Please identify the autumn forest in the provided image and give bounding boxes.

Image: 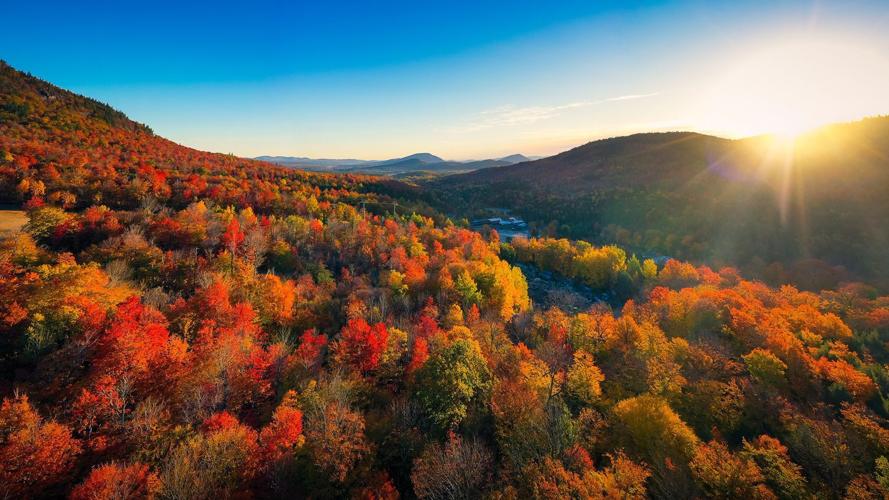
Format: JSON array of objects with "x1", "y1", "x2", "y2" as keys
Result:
[{"x1": 3, "y1": 45, "x2": 889, "y2": 500}]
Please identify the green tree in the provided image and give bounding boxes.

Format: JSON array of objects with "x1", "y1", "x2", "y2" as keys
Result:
[
  {"x1": 24, "y1": 206, "x2": 69, "y2": 242},
  {"x1": 743, "y1": 348, "x2": 787, "y2": 387},
  {"x1": 612, "y1": 394, "x2": 699, "y2": 464},
  {"x1": 454, "y1": 271, "x2": 483, "y2": 307},
  {"x1": 566, "y1": 350, "x2": 605, "y2": 407},
  {"x1": 415, "y1": 339, "x2": 491, "y2": 431}
]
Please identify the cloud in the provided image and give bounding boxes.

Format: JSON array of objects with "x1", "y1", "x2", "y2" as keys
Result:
[
  {"x1": 451, "y1": 92, "x2": 660, "y2": 133},
  {"x1": 603, "y1": 92, "x2": 661, "y2": 102}
]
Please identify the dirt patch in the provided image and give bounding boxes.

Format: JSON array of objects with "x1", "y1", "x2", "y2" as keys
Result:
[{"x1": 0, "y1": 210, "x2": 28, "y2": 238}]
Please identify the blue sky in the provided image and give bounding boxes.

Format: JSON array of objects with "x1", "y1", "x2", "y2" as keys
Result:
[{"x1": 3, "y1": 0, "x2": 889, "y2": 159}]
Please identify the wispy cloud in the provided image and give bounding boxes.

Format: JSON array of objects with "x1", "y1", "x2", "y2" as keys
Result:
[
  {"x1": 603, "y1": 92, "x2": 661, "y2": 102},
  {"x1": 451, "y1": 92, "x2": 660, "y2": 133}
]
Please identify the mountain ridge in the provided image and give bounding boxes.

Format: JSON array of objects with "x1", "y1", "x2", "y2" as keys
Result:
[
  {"x1": 256, "y1": 151, "x2": 534, "y2": 175},
  {"x1": 428, "y1": 117, "x2": 889, "y2": 286},
  {"x1": 440, "y1": 131, "x2": 733, "y2": 191}
]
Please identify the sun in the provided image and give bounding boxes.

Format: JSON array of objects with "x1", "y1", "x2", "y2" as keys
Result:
[
  {"x1": 693, "y1": 35, "x2": 889, "y2": 138},
  {"x1": 770, "y1": 130, "x2": 804, "y2": 149},
  {"x1": 758, "y1": 117, "x2": 811, "y2": 140}
]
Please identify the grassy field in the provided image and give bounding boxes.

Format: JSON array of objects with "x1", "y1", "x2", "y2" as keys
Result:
[{"x1": 0, "y1": 210, "x2": 27, "y2": 238}]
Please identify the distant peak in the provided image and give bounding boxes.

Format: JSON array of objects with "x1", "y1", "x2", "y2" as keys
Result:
[
  {"x1": 398, "y1": 152, "x2": 444, "y2": 163},
  {"x1": 498, "y1": 154, "x2": 531, "y2": 163}
]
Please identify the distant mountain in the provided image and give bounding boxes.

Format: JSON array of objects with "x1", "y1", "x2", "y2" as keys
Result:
[
  {"x1": 446, "y1": 132, "x2": 731, "y2": 192},
  {"x1": 256, "y1": 151, "x2": 528, "y2": 175},
  {"x1": 431, "y1": 117, "x2": 889, "y2": 286},
  {"x1": 352, "y1": 157, "x2": 513, "y2": 174},
  {"x1": 441, "y1": 121, "x2": 889, "y2": 194},
  {"x1": 498, "y1": 154, "x2": 532, "y2": 163},
  {"x1": 396, "y1": 152, "x2": 444, "y2": 164}
]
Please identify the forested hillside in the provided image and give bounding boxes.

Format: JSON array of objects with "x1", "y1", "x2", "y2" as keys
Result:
[
  {"x1": 431, "y1": 119, "x2": 889, "y2": 290},
  {"x1": 3, "y1": 61, "x2": 889, "y2": 499}
]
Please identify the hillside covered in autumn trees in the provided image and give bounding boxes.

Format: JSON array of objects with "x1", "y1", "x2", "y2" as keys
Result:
[
  {"x1": 4, "y1": 60, "x2": 889, "y2": 499},
  {"x1": 429, "y1": 118, "x2": 889, "y2": 291}
]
